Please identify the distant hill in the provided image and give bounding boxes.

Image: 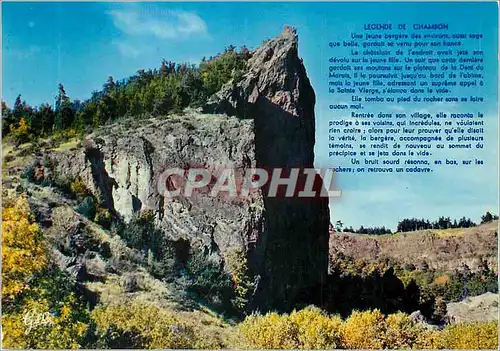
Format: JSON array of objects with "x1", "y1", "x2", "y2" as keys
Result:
[{"x1": 329, "y1": 220, "x2": 498, "y2": 273}]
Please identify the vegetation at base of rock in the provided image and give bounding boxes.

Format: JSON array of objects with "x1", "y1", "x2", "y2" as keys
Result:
[
  {"x1": 238, "y1": 308, "x2": 498, "y2": 350},
  {"x1": 112, "y1": 211, "x2": 239, "y2": 315},
  {"x1": 185, "y1": 247, "x2": 236, "y2": 314},
  {"x1": 225, "y1": 248, "x2": 257, "y2": 313},
  {"x1": 4, "y1": 175, "x2": 498, "y2": 349},
  {"x1": 327, "y1": 253, "x2": 497, "y2": 321}
]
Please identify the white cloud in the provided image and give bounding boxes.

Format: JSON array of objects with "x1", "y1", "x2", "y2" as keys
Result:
[
  {"x1": 113, "y1": 40, "x2": 141, "y2": 58},
  {"x1": 108, "y1": 7, "x2": 207, "y2": 40},
  {"x1": 7, "y1": 45, "x2": 40, "y2": 59}
]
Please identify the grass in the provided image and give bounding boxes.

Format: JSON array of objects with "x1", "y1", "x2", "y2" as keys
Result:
[
  {"x1": 350, "y1": 223, "x2": 493, "y2": 240},
  {"x1": 2, "y1": 141, "x2": 35, "y2": 180},
  {"x1": 432, "y1": 227, "x2": 474, "y2": 238},
  {"x1": 53, "y1": 138, "x2": 79, "y2": 151},
  {"x1": 2, "y1": 143, "x2": 14, "y2": 159}
]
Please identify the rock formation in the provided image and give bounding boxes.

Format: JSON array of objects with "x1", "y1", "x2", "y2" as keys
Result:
[{"x1": 50, "y1": 27, "x2": 330, "y2": 311}]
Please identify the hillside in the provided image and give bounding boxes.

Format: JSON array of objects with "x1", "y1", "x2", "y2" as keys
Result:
[
  {"x1": 2, "y1": 27, "x2": 330, "y2": 348},
  {"x1": 329, "y1": 221, "x2": 498, "y2": 273}
]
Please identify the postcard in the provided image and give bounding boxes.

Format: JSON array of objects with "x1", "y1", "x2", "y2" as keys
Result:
[{"x1": 1, "y1": 1, "x2": 498, "y2": 349}]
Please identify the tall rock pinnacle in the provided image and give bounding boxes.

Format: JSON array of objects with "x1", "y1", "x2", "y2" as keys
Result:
[{"x1": 207, "y1": 26, "x2": 330, "y2": 310}]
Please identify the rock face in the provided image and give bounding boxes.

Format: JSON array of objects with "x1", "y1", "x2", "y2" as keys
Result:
[
  {"x1": 50, "y1": 27, "x2": 330, "y2": 311},
  {"x1": 446, "y1": 292, "x2": 499, "y2": 323}
]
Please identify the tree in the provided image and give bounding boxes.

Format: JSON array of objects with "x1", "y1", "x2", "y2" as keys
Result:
[
  {"x1": 160, "y1": 59, "x2": 176, "y2": 75},
  {"x1": 13, "y1": 94, "x2": 24, "y2": 121},
  {"x1": 180, "y1": 71, "x2": 207, "y2": 107},
  {"x1": 55, "y1": 83, "x2": 74, "y2": 130},
  {"x1": 9, "y1": 117, "x2": 31, "y2": 145},
  {"x1": 11, "y1": 95, "x2": 37, "y2": 130},
  {"x1": 481, "y1": 211, "x2": 494, "y2": 224},
  {"x1": 335, "y1": 220, "x2": 343, "y2": 232},
  {"x1": 2, "y1": 101, "x2": 16, "y2": 135},
  {"x1": 38, "y1": 103, "x2": 55, "y2": 135},
  {"x1": 200, "y1": 48, "x2": 248, "y2": 96}
]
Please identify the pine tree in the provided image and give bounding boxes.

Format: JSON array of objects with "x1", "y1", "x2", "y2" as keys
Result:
[
  {"x1": 54, "y1": 83, "x2": 74, "y2": 130},
  {"x1": 38, "y1": 104, "x2": 55, "y2": 135},
  {"x1": 2, "y1": 101, "x2": 16, "y2": 135},
  {"x1": 13, "y1": 94, "x2": 24, "y2": 121},
  {"x1": 481, "y1": 211, "x2": 494, "y2": 224}
]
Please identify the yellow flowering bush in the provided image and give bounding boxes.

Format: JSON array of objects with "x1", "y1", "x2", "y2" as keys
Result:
[
  {"x1": 384, "y1": 311, "x2": 438, "y2": 349},
  {"x1": 342, "y1": 309, "x2": 387, "y2": 349},
  {"x1": 239, "y1": 306, "x2": 343, "y2": 349},
  {"x1": 91, "y1": 302, "x2": 197, "y2": 349},
  {"x1": 9, "y1": 117, "x2": 30, "y2": 145},
  {"x1": 2, "y1": 195, "x2": 47, "y2": 301},
  {"x1": 70, "y1": 176, "x2": 90, "y2": 198},
  {"x1": 289, "y1": 306, "x2": 343, "y2": 349},
  {"x1": 239, "y1": 311, "x2": 299, "y2": 349},
  {"x1": 2, "y1": 295, "x2": 90, "y2": 349},
  {"x1": 439, "y1": 321, "x2": 498, "y2": 349}
]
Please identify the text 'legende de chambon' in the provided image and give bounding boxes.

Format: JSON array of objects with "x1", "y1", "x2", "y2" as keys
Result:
[{"x1": 363, "y1": 23, "x2": 449, "y2": 30}]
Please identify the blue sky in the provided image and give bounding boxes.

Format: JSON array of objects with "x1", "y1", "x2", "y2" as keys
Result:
[{"x1": 2, "y1": 2, "x2": 498, "y2": 229}]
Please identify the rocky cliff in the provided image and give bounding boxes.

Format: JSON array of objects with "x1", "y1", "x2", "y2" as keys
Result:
[{"x1": 49, "y1": 27, "x2": 330, "y2": 311}]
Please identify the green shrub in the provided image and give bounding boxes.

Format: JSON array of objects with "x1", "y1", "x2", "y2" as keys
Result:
[
  {"x1": 200, "y1": 49, "x2": 248, "y2": 96},
  {"x1": 120, "y1": 211, "x2": 164, "y2": 258},
  {"x1": 21, "y1": 164, "x2": 36, "y2": 182},
  {"x1": 148, "y1": 246, "x2": 181, "y2": 283},
  {"x1": 185, "y1": 248, "x2": 235, "y2": 312},
  {"x1": 225, "y1": 248, "x2": 255, "y2": 313},
  {"x1": 52, "y1": 172, "x2": 73, "y2": 196},
  {"x1": 76, "y1": 196, "x2": 96, "y2": 220},
  {"x1": 94, "y1": 207, "x2": 112, "y2": 229},
  {"x1": 40, "y1": 178, "x2": 52, "y2": 187},
  {"x1": 70, "y1": 176, "x2": 90, "y2": 198}
]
